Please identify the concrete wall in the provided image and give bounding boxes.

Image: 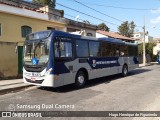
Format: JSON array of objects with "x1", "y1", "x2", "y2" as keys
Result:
[
  {"x1": 153, "y1": 43, "x2": 160, "y2": 55},
  {"x1": 0, "y1": 7, "x2": 66, "y2": 78},
  {"x1": 133, "y1": 33, "x2": 153, "y2": 44},
  {"x1": 0, "y1": 42, "x2": 18, "y2": 77},
  {"x1": 0, "y1": 12, "x2": 66, "y2": 42},
  {"x1": 66, "y1": 19, "x2": 97, "y2": 37},
  {"x1": 96, "y1": 33, "x2": 108, "y2": 38}
]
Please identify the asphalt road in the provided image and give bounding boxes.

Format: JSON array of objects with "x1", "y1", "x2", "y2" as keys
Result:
[{"x1": 0, "y1": 65, "x2": 160, "y2": 120}]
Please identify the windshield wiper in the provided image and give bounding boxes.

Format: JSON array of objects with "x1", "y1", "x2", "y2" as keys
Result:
[{"x1": 33, "y1": 40, "x2": 42, "y2": 58}]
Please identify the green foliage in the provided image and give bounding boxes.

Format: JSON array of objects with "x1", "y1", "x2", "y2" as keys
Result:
[
  {"x1": 32, "y1": 0, "x2": 56, "y2": 7},
  {"x1": 146, "y1": 42, "x2": 154, "y2": 54},
  {"x1": 97, "y1": 23, "x2": 110, "y2": 32},
  {"x1": 118, "y1": 21, "x2": 136, "y2": 37},
  {"x1": 33, "y1": 0, "x2": 49, "y2": 5},
  {"x1": 59, "y1": 10, "x2": 64, "y2": 16},
  {"x1": 146, "y1": 42, "x2": 156, "y2": 60},
  {"x1": 138, "y1": 43, "x2": 143, "y2": 55},
  {"x1": 138, "y1": 42, "x2": 156, "y2": 61}
]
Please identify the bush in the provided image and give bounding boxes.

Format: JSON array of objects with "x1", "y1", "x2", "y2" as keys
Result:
[
  {"x1": 152, "y1": 55, "x2": 158, "y2": 62},
  {"x1": 138, "y1": 42, "x2": 156, "y2": 62}
]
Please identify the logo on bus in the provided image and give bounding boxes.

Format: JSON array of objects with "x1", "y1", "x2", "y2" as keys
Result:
[
  {"x1": 92, "y1": 59, "x2": 118, "y2": 68},
  {"x1": 32, "y1": 58, "x2": 38, "y2": 65},
  {"x1": 92, "y1": 60, "x2": 97, "y2": 67}
]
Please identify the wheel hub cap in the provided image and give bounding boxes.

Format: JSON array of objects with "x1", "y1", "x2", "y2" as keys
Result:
[{"x1": 78, "y1": 76, "x2": 84, "y2": 84}]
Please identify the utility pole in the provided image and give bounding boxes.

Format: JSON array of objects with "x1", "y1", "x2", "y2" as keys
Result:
[{"x1": 143, "y1": 16, "x2": 146, "y2": 66}]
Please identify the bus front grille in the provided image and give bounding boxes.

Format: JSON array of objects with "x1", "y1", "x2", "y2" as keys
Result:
[{"x1": 25, "y1": 78, "x2": 44, "y2": 84}]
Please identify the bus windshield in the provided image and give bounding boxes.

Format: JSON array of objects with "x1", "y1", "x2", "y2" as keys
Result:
[{"x1": 23, "y1": 39, "x2": 50, "y2": 65}]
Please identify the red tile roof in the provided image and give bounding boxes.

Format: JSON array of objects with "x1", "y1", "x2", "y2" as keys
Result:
[{"x1": 97, "y1": 30, "x2": 135, "y2": 41}]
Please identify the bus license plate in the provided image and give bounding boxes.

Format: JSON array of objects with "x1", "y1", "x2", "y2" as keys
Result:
[{"x1": 31, "y1": 72, "x2": 40, "y2": 77}]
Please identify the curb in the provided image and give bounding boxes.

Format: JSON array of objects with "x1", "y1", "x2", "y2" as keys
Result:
[
  {"x1": 139, "y1": 63, "x2": 158, "y2": 68},
  {"x1": 0, "y1": 84, "x2": 33, "y2": 95}
]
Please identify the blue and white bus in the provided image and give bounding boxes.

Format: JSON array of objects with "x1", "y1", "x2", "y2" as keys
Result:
[{"x1": 23, "y1": 30, "x2": 139, "y2": 88}]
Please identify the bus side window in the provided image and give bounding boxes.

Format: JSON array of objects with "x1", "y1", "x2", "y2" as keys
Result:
[
  {"x1": 54, "y1": 42, "x2": 60, "y2": 57},
  {"x1": 76, "y1": 40, "x2": 89, "y2": 57},
  {"x1": 99, "y1": 42, "x2": 111, "y2": 57},
  {"x1": 120, "y1": 45, "x2": 128, "y2": 56},
  {"x1": 128, "y1": 45, "x2": 137, "y2": 56},
  {"x1": 54, "y1": 41, "x2": 72, "y2": 58},
  {"x1": 60, "y1": 42, "x2": 72, "y2": 57},
  {"x1": 89, "y1": 41, "x2": 100, "y2": 57},
  {"x1": 116, "y1": 48, "x2": 120, "y2": 56}
]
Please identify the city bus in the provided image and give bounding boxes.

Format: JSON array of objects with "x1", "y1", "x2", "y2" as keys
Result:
[{"x1": 23, "y1": 30, "x2": 139, "y2": 88}]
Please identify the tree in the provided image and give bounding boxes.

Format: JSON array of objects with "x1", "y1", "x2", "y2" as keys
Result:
[
  {"x1": 118, "y1": 21, "x2": 136, "y2": 37},
  {"x1": 97, "y1": 23, "x2": 110, "y2": 32},
  {"x1": 146, "y1": 42, "x2": 156, "y2": 61},
  {"x1": 138, "y1": 42, "x2": 156, "y2": 62},
  {"x1": 138, "y1": 43, "x2": 143, "y2": 56},
  {"x1": 32, "y1": 0, "x2": 56, "y2": 7}
]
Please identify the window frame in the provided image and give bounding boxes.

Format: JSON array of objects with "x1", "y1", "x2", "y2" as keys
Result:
[
  {"x1": 100, "y1": 41, "x2": 111, "y2": 57},
  {"x1": 76, "y1": 39, "x2": 89, "y2": 58},
  {"x1": 89, "y1": 41, "x2": 100, "y2": 57},
  {"x1": 54, "y1": 37, "x2": 74, "y2": 62},
  {"x1": 21, "y1": 25, "x2": 32, "y2": 38},
  {"x1": 87, "y1": 33, "x2": 93, "y2": 36},
  {"x1": 89, "y1": 40, "x2": 121, "y2": 58},
  {"x1": 120, "y1": 45, "x2": 128, "y2": 57},
  {"x1": 128, "y1": 45, "x2": 138, "y2": 56},
  {"x1": 0, "y1": 23, "x2": 2, "y2": 36}
]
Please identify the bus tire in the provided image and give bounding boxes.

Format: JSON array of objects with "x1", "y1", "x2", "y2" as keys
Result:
[
  {"x1": 75, "y1": 71, "x2": 86, "y2": 88},
  {"x1": 122, "y1": 65, "x2": 128, "y2": 77}
]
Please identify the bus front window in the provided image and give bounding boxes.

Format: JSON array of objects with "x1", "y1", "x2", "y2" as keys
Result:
[{"x1": 24, "y1": 40, "x2": 50, "y2": 65}]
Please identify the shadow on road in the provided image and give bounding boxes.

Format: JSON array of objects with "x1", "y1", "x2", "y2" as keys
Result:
[
  {"x1": 38, "y1": 68, "x2": 151, "y2": 93},
  {"x1": 128, "y1": 68, "x2": 151, "y2": 76}
]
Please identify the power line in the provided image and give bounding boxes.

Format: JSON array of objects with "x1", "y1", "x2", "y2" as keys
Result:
[
  {"x1": 59, "y1": 0, "x2": 143, "y2": 28},
  {"x1": 72, "y1": 0, "x2": 124, "y2": 23},
  {"x1": 57, "y1": 2, "x2": 143, "y2": 29},
  {"x1": 56, "y1": 2, "x2": 119, "y2": 26},
  {"x1": 65, "y1": 14, "x2": 126, "y2": 32},
  {"x1": 66, "y1": 0, "x2": 158, "y2": 11},
  {"x1": 80, "y1": 2, "x2": 157, "y2": 11},
  {"x1": 64, "y1": 13, "x2": 96, "y2": 25}
]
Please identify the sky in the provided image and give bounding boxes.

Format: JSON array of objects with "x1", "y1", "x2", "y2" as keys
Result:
[{"x1": 54, "y1": 0, "x2": 160, "y2": 38}]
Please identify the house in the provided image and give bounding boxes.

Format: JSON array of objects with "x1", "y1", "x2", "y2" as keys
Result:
[
  {"x1": 132, "y1": 32, "x2": 153, "y2": 44},
  {"x1": 66, "y1": 19, "x2": 97, "y2": 37},
  {"x1": 96, "y1": 30, "x2": 135, "y2": 43},
  {"x1": 0, "y1": 0, "x2": 66, "y2": 43},
  {"x1": 0, "y1": 0, "x2": 97, "y2": 77},
  {"x1": 0, "y1": 0, "x2": 66, "y2": 77},
  {"x1": 153, "y1": 38, "x2": 160, "y2": 55}
]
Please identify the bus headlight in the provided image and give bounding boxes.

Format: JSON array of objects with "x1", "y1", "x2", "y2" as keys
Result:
[{"x1": 45, "y1": 68, "x2": 53, "y2": 75}]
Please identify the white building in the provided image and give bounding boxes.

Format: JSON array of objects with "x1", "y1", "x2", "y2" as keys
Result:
[
  {"x1": 132, "y1": 32, "x2": 153, "y2": 44},
  {"x1": 153, "y1": 38, "x2": 160, "y2": 55},
  {"x1": 153, "y1": 43, "x2": 160, "y2": 55},
  {"x1": 96, "y1": 32, "x2": 108, "y2": 38}
]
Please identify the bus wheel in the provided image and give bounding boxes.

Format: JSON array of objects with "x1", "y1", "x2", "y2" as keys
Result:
[
  {"x1": 122, "y1": 65, "x2": 128, "y2": 77},
  {"x1": 75, "y1": 71, "x2": 86, "y2": 88}
]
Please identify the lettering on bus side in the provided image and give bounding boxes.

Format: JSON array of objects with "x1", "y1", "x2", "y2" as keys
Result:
[{"x1": 88, "y1": 57, "x2": 120, "y2": 69}]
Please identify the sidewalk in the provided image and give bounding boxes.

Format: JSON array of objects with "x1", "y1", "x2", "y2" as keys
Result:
[
  {"x1": 0, "y1": 79, "x2": 32, "y2": 95},
  {"x1": 139, "y1": 62, "x2": 158, "y2": 67}
]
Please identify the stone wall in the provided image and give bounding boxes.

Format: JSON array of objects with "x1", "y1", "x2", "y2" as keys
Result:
[{"x1": 0, "y1": 42, "x2": 18, "y2": 77}]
